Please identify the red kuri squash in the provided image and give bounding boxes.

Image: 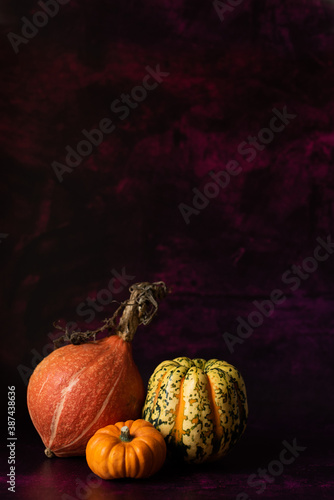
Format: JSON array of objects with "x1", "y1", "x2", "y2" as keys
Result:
[{"x1": 27, "y1": 281, "x2": 167, "y2": 457}]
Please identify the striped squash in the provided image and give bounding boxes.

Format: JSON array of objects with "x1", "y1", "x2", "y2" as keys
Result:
[{"x1": 142, "y1": 357, "x2": 248, "y2": 463}]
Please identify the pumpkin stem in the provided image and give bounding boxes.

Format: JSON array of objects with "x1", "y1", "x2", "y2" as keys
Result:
[
  {"x1": 117, "y1": 282, "x2": 168, "y2": 342},
  {"x1": 52, "y1": 281, "x2": 168, "y2": 347},
  {"x1": 120, "y1": 426, "x2": 132, "y2": 442}
]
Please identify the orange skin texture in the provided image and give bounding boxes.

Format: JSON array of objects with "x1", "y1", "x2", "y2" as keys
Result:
[
  {"x1": 27, "y1": 335, "x2": 145, "y2": 457},
  {"x1": 86, "y1": 419, "x2": 167, "y2": 479}
]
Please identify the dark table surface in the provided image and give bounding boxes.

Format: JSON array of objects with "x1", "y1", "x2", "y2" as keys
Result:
[{"x1": 3, "y1": 419, "x2": 333, "y2": 500}]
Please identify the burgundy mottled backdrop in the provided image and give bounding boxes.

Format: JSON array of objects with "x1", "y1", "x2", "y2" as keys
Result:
[{"x1": 1, "y1": 1, "x2": 334, "y2": 499}]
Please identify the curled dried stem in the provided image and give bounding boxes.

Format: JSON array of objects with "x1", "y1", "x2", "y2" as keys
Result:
[{"x1": 53, "y1": 281, "x2": 168, "y2": 348}]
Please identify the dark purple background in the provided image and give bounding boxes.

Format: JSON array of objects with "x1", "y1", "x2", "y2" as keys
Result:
[{"x1": 1, "y1": 1, "x2": 334, "y2": 498}]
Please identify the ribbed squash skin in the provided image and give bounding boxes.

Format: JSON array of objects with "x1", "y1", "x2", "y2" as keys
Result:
[
  {"x1": 142, "y1": 357, "x2": 248, "y2": 463},
  {"x1": 27, "y1": 335, "x2": 145, "y2": 457}
]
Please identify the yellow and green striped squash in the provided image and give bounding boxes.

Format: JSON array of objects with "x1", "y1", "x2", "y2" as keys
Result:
[{"x1": 142, "y1": 357, "x2": 248, "y2": 463}]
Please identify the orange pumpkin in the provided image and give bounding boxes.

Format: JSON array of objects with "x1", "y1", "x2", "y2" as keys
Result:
[{"x1": 86, "y1": 419, "x2": 167, "y2": 479}]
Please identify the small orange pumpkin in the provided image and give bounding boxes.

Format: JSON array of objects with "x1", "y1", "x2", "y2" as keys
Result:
[{"x1": 86, "y1": 419, "x2": 166, "y2": 479}]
